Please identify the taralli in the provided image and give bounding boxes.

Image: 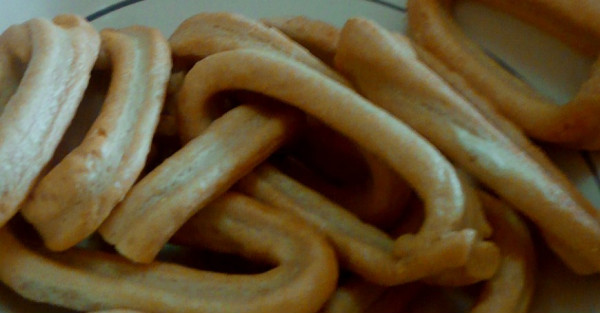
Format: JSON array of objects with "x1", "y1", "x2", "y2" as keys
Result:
[
  {"x1": 20, "y1": 26, "x2": 171, "y2": 251},
  {"x1": 0, "y1": 7, "x2": 599, "y2": 312},
  {"x1": 0, "y1": 15, "x2": 99, "y2": 226},
  {"x1": 0, "y1": 193, "x2": 338, "y2": 312},
  {"x1": 99, "y1": 102, "x2": 302, "y2": 262},
  {"x1": 334, "y1": 17, "x2": 600, "y2": 274},
  {"x1": 407, "y1": 0, "x2": 600, "y2": 149}
]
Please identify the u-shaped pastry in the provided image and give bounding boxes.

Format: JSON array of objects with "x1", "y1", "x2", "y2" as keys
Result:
[
  {"x1": 0, "y1": 193, "x2": 338, "y2": 312},
  {"x1": 407, "y1": 0, "x2": 600, "y2": 149},
  {"x1": 20, "y1": 26, "x2": 171, "y2": 251},
  {"x1": 0, "y1": 15, "x2": 99, "y2": 227},
  {"x1": 173, "y1": 48, "x2": 481, "y2": 282},
  {"x1": 334, "y1": 16, "x2": 600, "y2": 274}
]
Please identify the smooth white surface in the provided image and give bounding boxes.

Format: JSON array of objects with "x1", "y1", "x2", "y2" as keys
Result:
[{"x1": 0, "y1": 0, "x2": 598, "y2": 312}]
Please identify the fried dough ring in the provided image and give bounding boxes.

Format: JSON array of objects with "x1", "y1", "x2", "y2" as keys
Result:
[
  {"x1": 407, "y1": 0, "x2": 600, "y2": 149},
  {"x1": 176, "y1": 48, "x2": 486, "y2": 281},
  {"x1": 334, "y1": 17, "x2": 600, "y2": 274},
  {"x1": 20, "y1": 26, "x2": 171, "y2": 251},
  {"x1": 0, "y1": 193, "x2": 338, "y2": 312},
  {"x1": 0, "y1": 15, "x2": 99, "y2": 226},
  {"x1": 169, "y1": 12, "x2": 347, "y2": 84},
  {"x1": 99, "y1": 103, "x2": 302, "y2": 262}
]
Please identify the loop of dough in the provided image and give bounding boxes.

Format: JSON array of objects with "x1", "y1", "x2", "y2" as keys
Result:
[
  {"x1": 0, "y1": 192, "x2": 338, "y2": 312},
  {"x1": 407, "y1": 0, "x2": 600, "y2": 149},
  {"x1": 177, "y1": 48, "x2": 479, "y2": 281},
  {"x1": 21, "y1": 26, "x2": 171, "y2": 251},
  {"x1": 0, "y1": 15, "x2": 100, "y2": 226}
]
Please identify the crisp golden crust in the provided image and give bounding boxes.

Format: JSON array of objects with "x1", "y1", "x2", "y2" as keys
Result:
[
  {"x1": 20, "y1": 26, "x2": 171, "y2": 251},
  {"x1": 334, "y1": 17, "x2": 600, "y2": 274},
  {"x1": 0, "y1": 15, "x2": 100, "y2": 227},
  {"x1": 407, "y1": 0, "x2": 600, "y2": 149},
  {"x1": 0, "y1": 193, "x2": 338, "y2": 312}
]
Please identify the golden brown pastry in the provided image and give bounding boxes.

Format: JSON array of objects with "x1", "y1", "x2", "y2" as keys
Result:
[
  {"x1": 0, "y1": 15, "x2": 99, "y2": 227},
  {"x1": 21, "y1": 26, "x2": 171, "y2": 251},
  {"x1": 334, "y1": 16, "x2": 600, "y2": 274},
  {"x1": 407, "y1": 0, "x2": 600, "y2": 149},
  {"x1": 99, "y1": 102, "x2": 302, "y2": 262},
  {"x1": 176, "y1": 47, "x2": 488, "y2": 282},
  {"x1": 0, "y1": 193, "x2": 338, "y2": 312}
]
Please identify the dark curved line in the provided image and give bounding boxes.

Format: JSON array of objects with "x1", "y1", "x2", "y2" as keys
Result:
[
  {"x1": 86, "y1": 0, "x2": 147, "y2": 22},
  {"x1": 364, "y1": 0, "x2": 407, "y2": 12},
  {"x1": 86, "y1": 0, "x2": 406, "y2": 22}
]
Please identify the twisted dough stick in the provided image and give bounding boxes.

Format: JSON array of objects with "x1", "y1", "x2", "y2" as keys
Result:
[
  {"x1": 20, "y1": 26, "x2": 171, "y2": 251},
  {"x1": 334, "y1": 17, "x2": 600, "y2": 274},
  {"x1": 0, "y1": 193, "x2": 338, "y2": 312},
  {"x1": 407, "y1": 0, "x2": 600, "y2": 149},
  {"x1": 99, "y1": 103, "x2": 302, "y2": 262},
  {"x1": 0, "y1": 15, "x2": 99, "y2": 226},
  {"x1": 175, "y1": 48, "x2": 488, "y2": 283}
]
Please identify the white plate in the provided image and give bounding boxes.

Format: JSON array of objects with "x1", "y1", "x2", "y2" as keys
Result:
[{"x1": 1, "y1": 0, "x2": 599, "y2": 311}]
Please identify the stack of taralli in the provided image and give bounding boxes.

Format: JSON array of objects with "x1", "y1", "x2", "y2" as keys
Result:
[{"x1": 0, "y1": 2, "x2": 597, "y2": 310}]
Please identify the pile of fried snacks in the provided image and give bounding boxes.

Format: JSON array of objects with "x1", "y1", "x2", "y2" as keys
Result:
[{"x1": 0, "y1": 0, "x2": 599, "y2": 310}]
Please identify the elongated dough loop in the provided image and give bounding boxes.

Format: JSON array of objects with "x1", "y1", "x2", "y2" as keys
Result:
[
  {"x1": 177, "y1": 48, "x2": 479, "y2": 282},
  {"x1": 21, "y1": 26, "x2": 171, "y2": 251},
  {"x1": 407, "y1": 0, "x2": 600, "y2": 149},
  {"x1": 0, "y1": 15, "x2": 99, "y2": 226},
  {"x1": 0, "y1": 193, "x2": 338, "y2": 312},
  {"x1": 334, "y1": 17, "x2": 600, "y2": 274}
]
